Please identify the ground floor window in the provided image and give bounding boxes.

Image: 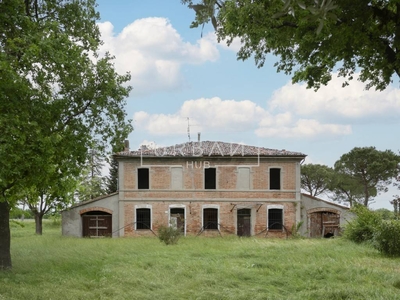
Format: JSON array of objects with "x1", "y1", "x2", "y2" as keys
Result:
[
  {"x1": 203, "y1": 208, "x2": 218, "y2": 230},
  {"x1": 136, "y1": 208, "x2": 151, "y2": 229},
  {"x1": 268, "y1": 208, "x2": 283, "y2": 230}
]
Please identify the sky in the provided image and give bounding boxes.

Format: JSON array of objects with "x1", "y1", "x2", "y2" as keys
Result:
[{"x1": 95, "y1": 0, "x2": 400, "y2": 209}]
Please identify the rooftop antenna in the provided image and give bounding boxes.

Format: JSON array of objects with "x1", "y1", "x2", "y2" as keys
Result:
[{"x1": 187, "y1": 117, "x2": 191, "y2": 142}]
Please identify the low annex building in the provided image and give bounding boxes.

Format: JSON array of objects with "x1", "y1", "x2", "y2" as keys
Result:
[{"x1": 62, "y1": 141, "x2": 351, "y2": 238}]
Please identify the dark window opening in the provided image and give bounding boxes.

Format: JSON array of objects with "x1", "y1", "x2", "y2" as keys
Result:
[
  {"x1": 203, "y1": 208, "x2": 218, "y2": 230},
  {"x1": 138, "y1": 168, "x2": 149, "y2": 189},
  {"x1": 269, "y1": 168, "x2": 281, "y2": 190},
  {"x1": 136, "y1": 208, "x2": 151, "y2": 229},
  {"x1": 268, "y1": 208, "x2": 283, "y2": 230},
  {"x1": 205, "y1": 168, "x2": 216, "y2": 189}
]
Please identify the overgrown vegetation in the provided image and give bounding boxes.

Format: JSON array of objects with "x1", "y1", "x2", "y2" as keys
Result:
[
  {"x1": 343, "y1": 205, "x2": 382, "y2": 243},
  {"x1": 374, "y1": 220, "x2": 400, "y2": 257},
  {"x1": 1, "y1": 221, "x2": 400, "y2": 299},
  {"x1": 157, "y1": 225, "x2": 182, "y2": 245},
  {"x1": 343, "y1": 205, "x2": 400, "y2": 257}
]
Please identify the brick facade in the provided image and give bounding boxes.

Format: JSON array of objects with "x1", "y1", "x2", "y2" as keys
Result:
[{"x1": 117, "y1": 152, "x2": 304, "y2": 238}]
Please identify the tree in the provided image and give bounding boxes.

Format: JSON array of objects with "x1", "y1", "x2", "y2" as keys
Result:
[
  {"x1": 22, "y1": 175, "x2": 76, "y2": 235},
  {"x1": 329, "y1": 172, "x2": 376, "y2": 208},
  {"x1": 106, "y1": 155, "x2": 119, "y2": 194},
  {"x1": 75, "y1": 146, "x2": 107, "y2": 202},
  {"x1": 334, "y1": 147, "x2": 400, "y2": 207},
  {"x1": 182, "y1": 0, "x2": 400, "y2": 90},
  {"x1": 301, "y1": 163, "x2": 334, "y2": 197},
  {"x1": 0, "y1": 0, "x2": 132, "y2": 270}
]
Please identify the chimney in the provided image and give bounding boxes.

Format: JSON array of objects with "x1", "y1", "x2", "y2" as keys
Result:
[
  {"x1": 124, "y1": 139, "x2": 130, "y2": 152},
  {"x1": 198, "y1": 132, "x2": 201, "y2": 142}
]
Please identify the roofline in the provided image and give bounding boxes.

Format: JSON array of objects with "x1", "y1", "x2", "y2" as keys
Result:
[
  {"x1": 63, "y1": 192, "x2": 119, "y2": 211},
  {"x1": 113, "y1": 154, "x2": 307, "y2": 159},
  {"x1": 301, "y1": 193, "x2": 350, "y2": 210}
]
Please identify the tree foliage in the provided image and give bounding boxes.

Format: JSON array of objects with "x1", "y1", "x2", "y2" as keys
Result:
[
  {"x1": 183, "y1": 0, "x2": 400, "y2": 90},
  {"x1": 328, "y1": 172, "x2": 376, "y2": 208},
  {"x1": 301, "y1": 163, "x2": 334, "y2": 197},
  {"x1": 0, "y1": 0, "x2": 132, "y2": 270},
  {"x1": 75, "y1": 146, "x2": 107, "y2": 202},
  {"x1": 334, "y1": 147, "x2": 400, "y2": 207},
  {"x1": 106, "y1": 156, "x2": 119, "y2": 194}
]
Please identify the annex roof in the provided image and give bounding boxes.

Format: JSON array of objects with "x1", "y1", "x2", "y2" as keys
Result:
[{"x1": 116, "y1": 141, "x2": 306, "y2": 158}]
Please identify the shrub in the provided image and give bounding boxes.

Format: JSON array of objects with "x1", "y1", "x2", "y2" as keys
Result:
[
  {"x1": 157, "y1": 225, "x2": 182, "y2": 245},
  {"x1": 343, "y1": 205, "x2": 381, "y2": 243},
  {"x1": 374, "y1": 220, "x2": 400, "y2": 257}
]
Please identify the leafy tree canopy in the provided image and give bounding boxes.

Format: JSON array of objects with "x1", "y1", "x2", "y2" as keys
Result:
[
  {"x1": 0, "y1": 0, "x2": 132, "y2": 270},
  {"x1": 301, "y1": 163, "x2": 334, "y2": 197},
  {"x1": 182, "y1": 0, "x2": 400, "y2": 90},
  {"x1": 334, "y1": 147, "x2": 400, "y2": 207}
]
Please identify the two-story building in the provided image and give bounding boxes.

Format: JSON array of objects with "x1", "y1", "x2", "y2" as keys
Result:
[{"x1": 62, "y1": 141, "x2": 352, "y2": 238}]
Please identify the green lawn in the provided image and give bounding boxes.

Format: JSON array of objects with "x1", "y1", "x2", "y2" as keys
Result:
[{"x1": 1, "y1": 220, "x2": 400, "y2": 300}]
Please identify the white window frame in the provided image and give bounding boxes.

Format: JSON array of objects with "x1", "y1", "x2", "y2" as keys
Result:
[
  {"x1": 135, "y1": 204, "x2": 152, "y2": 230},
  {"x1": 168, "y1": 204, "x2": 186, "y2": 236},
  {"x1": 267, "y1": 204, "x2": 284, "y2": 230},
  {"x1": 202, "y1": 204, "x2": 220, "y2": 230}
]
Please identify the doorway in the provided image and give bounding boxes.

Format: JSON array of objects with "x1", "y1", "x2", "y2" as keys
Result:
[
  {"x1": 237, "y1": 209, "x2": 251, "y2": 236},
  {"x1": 170, "y1": 208, "x2": 185, "y2": 234}
]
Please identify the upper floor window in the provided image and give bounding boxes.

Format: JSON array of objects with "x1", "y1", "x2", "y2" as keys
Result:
[
  {"x1": 171, "y1": 167, "x2": 183, "y2": 190},
  {"x1": 237, "y1": 167, "x2": 250, "y2": 190},
  {"x1": 269, "y1": 168, "x2": 281, "y2": 190},
  {"x1": 138, "y1": 168, "x2": 149, "y2": 189},
  {"x1": 204, "y1": 168, "x2": 216, "y2": 189}
]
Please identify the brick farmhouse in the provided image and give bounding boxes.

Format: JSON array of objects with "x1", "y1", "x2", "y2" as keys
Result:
[{"x1": 62, "y1": 141, "x2": 352, "y2": 238}]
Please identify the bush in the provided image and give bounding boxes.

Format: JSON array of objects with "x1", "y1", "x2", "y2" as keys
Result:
[
  {"x1": 374, "y1": 220, "x2": 400, "y2": 257},
  {"x1": 343, "y1": 205, "x2": 381, "y2": 243},
  {"x1": 157, "y1": 225, "x2": 182, "y2": 245}
]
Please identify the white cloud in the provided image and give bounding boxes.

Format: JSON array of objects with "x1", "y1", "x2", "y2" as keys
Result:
[
  {"x1": 97, "y1": 18, "x2": 219, "y2": 95},
  {"x1": 203, "y1": 32, "x2": 242, "y2": 52},
  {"x1": 133, "y1": 97, "x2": 352, "y2": 139},
  {"x1": 256, "y1": 118, "x2": 352, "y2": 138},
  {"x1": 269, "y1": 73, "x2": 400, "y2": 121}
]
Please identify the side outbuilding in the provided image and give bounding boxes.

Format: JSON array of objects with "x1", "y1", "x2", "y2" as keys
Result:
[
  {"x1": 300, "y1": 193, "x2": 354, "y2": 238},
  {"x1": 62, "y1": 193, "x2": 120, "y2": 238}
]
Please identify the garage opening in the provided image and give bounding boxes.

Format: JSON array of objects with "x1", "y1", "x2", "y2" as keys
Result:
[
  {"x1": 82, "y1": 211, "x2": 112, "y2": 237},
  {"x1": 309, "y1": 211, "x2": 340, "y2": 238}
]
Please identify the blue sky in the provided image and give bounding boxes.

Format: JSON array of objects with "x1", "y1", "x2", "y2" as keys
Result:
[{"x1": 96, "y1": 0, "x2": 400, "y2": 209}]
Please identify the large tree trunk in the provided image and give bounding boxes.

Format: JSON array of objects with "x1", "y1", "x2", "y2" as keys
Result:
[
  {"x1": 0, "y1": 200, "x2": 12, "y2": 270},
  {"x1": 34, "y1": 213, "x2": 43, "y2": 235}
]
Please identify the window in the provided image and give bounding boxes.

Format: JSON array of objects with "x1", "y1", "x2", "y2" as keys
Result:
[
  {"x1": 138, "y1": 168, "x2": 149, "y2": 189},
  {"x1": 269, "y1": 168, "x2": 281, "y2": 190},
  {"x1": 171, "y1": 167, "x2": 183, "y2": 190},
  {"x1": 136, "y1": 208, "x2": 151, "y2": 229},
  {"x1": 205, "y1": 168, "x2": 216, "y2": 189},
  {"x1": 237, "y1": 167, "x2": 250, "y2": 190},
  {"x1": 203, "y1": 208, "x2": 218, "y2": 229},
  {"x1": 268, "y1": 208, "x2": 283, "y2": 230}
]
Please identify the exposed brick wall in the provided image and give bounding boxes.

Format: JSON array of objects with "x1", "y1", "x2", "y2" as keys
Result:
[
  {"x1": 123, "y1": 200, "x2": 297, "y2": 237},
  {"x1": 120, "y1": 156, "x2": 301, "y2": 238}
]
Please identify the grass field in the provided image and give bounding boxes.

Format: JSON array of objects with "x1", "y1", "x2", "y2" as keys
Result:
[{"x1": 1, "y1": 220, "x2": 400, "y2": 300}]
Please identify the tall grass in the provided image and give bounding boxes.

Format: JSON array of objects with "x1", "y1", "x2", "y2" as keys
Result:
[{"x1": 1, "y1": 221, "x2": 400, "y2": 299}]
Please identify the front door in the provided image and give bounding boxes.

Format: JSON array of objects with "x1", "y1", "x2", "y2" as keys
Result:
[
  {"x1": 170, "y1": 208, "x2": 185, "y2": 234},
  {"x1": 237, "y1": 209, "x2": 251, "y2": 236}
]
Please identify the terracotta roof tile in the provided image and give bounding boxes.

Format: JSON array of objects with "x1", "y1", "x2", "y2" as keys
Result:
[{"x1": 116, "y1": 141, "x2": 306, "y2": 157}]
